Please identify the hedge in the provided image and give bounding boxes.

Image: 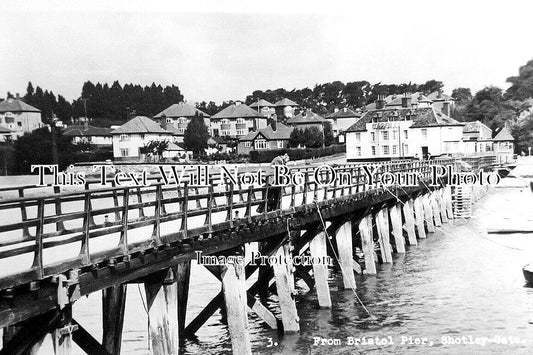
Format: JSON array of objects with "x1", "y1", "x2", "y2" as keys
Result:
[{"x1": 249, "y1": 144, "x2": 346, "y2": 163}]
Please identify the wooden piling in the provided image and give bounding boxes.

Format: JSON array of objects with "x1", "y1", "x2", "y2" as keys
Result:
[
  {"x1": 376, "y1": 208, "x2": 393, "y2": 263},
  {"x1": 144, "y1": 268, "x2": 178, "y2": 355},
  {"x1": 309, "y1": 231, "x2": 332, "y2": 306},
  {"x1": 389, "y1": 204, "x2": 405, "y2": 253},
  {"x1": 437, "y1": 189, "x2": 448, "y2": 223},
  {"x1": 413, "y1": 196, "x2": 426, "y2": 239},
  {"x1": 402, "y1": 200, "x2": 417, "y2": 245},
  {"x1": 221, "y1": 263, "x2": 252, "y2": 355},
  {"x1": 52, "y1": 306, "x2": 74, "y2": 355},
  {"x1": 444, "y1": 186, "x2": 454, "y2": 220},
  {"x1": 335, "y1": 221, "x2": 357, "y2": 289},
  {"x1": 102, "y1": 284, "x2": 127, "y2": 355},
  {"x1": 359, "y1": 215, "x2": 377, "y2": 272},
  {"x1": 272, "y1": 245, "x2": 300, "y2": 332},
  {"x1": 176, "y1": 262, "x2": 191, "y2": 340},
  {"x1": 422, "y1": 194, "x2": 435, "y2": 233},
  {"x1": 430, "y1": 192, "x2": 442, "y2": 227}
]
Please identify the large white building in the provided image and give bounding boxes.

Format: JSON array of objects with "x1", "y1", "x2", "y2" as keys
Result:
[
  {"x1": 345, "y1": 103, "x2": 464, "y2": 161},
  {"x1": 111, "y1": 116, "x2": 173, "y2": 160},
  {"x1": 0, "y1": 96, "x2": 43, "y2": 139},
  {"x1": 210, "y1": 102, "x2": 267, "y2": 138},
  {"x1": 152, "y1": 102, "x2": 210, "y2": 143}
]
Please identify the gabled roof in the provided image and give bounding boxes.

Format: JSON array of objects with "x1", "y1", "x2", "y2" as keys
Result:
[
  {"x1": 167, "y1": 142, "x2": 186, "y2": 151},
  {"x1": 346, "y1": 107, "x2": 463, "y2": 132},
  {"x1": 211, "y1": 103, "x2": 263, "y2": 119},
  {"x1": 0, "y1": 124, "x2": 13, "y2": 133},
  {"x1": 463, "y1": 120, "x2": 491, "y2": 134},
  {"x1": 493, "y1": 127, "x2": 514, "y2": 141},
  {"x1": 211, "y1": 136, "x2": 231, "y2": 145},
  {"x1": 427, "y1": 91, "x2": 454, "y2": 101},
  {"x1": 286, "y1": 111, "x2": 326, "y2": 125},
  {"x1": 326, "y1": 108, "x2": 361, "y2": 119},
  {"x1": 0, "y1": 98, "x2": 41, "y2": 113},
  {"x1": 386, "y1": 92, "x2": 431, "y2": 106},
  {"x1": 63, "y1": 125, "x2": 113, "y2": 137},
  {"x1": 239, "y1": 122, "x2": 293, "y2": 141},
  {"x1": 249, "y1": 99, "x2": 275, "y2": 108},
  {"x1": 274, "y1": 98, "x2": 298, "y2": 107},
  {"x1": 153, "y1": 102, "x2": 210, "y2": 119},
  {"x1": 111, "y1": 116, "x2": 172, "y2": 135}
]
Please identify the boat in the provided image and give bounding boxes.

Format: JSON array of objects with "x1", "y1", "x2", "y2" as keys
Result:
[{"x1": 523, "y1": 264, "x2": 533, "y2": 285}]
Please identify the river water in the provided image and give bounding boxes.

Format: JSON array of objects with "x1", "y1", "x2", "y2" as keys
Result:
[{"x1": 1, "y1": 160, "x2": 533, "y2": 355}]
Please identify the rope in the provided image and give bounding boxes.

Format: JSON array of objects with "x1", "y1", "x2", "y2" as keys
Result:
[
  {"x1": 138, "y1": 284, "x2": 149, "y2": 315},
  {"x1": 313, "y1": 199, "x2": 375, "y2": 319}
]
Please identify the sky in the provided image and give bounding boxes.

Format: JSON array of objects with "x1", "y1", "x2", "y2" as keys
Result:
[{"x1": 1, "y1": 0, "x2": 533, "y2": 104}]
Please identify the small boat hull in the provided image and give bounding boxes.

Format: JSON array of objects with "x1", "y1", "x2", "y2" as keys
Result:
[{"x1": 523, "y1": 265, "x2": 533, "y2": 285}]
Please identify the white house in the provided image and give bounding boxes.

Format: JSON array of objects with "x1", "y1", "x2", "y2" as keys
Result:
[
  {"x1": 111, "y1": 116, "x2": 173, "y2": 160},
  {"x1": 210, "y1": 102, "x2": 267, "y2": 138},
  {"x1": 63, "y1": 122, "x2": 113, "y2": 146},
  {"x1": 492, "y1": 126, "x2": 515, "y2": 164},
  {"x1": 152, "y1": 102, "x2": 210, "y2": 143},
  {"x1": 462, "y1": 121, "x2": 493, "y2": 155},
  {"x1": 345, "y1": 105, "x2": 464, "y2": 161},
  {"x1": 326, "y1": 108, "x2": 362, "y2": 143},
  {"x1": 0, "y1": 95, "x2": 42, "y2": 138},
  {"x1": 249, "y1": 99, "x2": 276, "y2": 118}
]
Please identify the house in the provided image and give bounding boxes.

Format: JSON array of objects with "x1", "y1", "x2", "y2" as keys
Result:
[
  {"x1": 274, "y1": 98, "x2": 299, "y2": 118},
  {"x1": 286, "y1": 110, "x2": 327, "y2": 131},
  {"x1": 111, "y1": 116, "x2": 173, "y2": 160},
  {"x1": 63, "y1": 121, "x2": 113, "y2": 146},
  {"x1": 427, "y1": 90, "x2": 455, "y2": 117},
  {"x1": 163, "y1": 142, "x2": 193, "y2": 160},
  {"x1": 237, "y1": 121, "x2": 293, "y2": 155},
  {"x1": 492, "y1": 126, "x2": 515, "y2": 163},
  {"x1": 0, "y1": 124, "x2": 14, "y2": 142},
  {"x1": 249, "y1": 99, "x2": 276, "y2": 118},
  {"x1": 462, "y1": 121, "x2": 493, "y2": 154},
  {"x1": 153, "y1": 102, "x2": 210, "y2": 143},
  {"x1": 345, "y1": 105, "x2": 464, "y2": 161},
  {"x1": 326, "y1": 108, "x2": 362, "y2": 143},
  {"x1": 0, "y1": 95, "x2": 42, "y2": 138},
  {"x1": 206, "y1": 136, "x2": 233, "y2": 155},
  {"x1": 210, "y1": 102, "x2": 267, "y2": 138},
  {"x1": 385, "y1": 93, "x2": 433, "y2": 109}
]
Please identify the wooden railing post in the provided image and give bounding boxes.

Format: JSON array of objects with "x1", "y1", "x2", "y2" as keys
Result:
[
  {"x1": 226, "y1": 182, "x2": 235, "y2": 226},
  {"x1": 32, "y1": 198, "x2": 45, "y2": 279},
  {"x1": 181, "y1": 183, "x2": 189, "y2": 240},
  {"x1": 18, "y1": 188, "x2": 30, "y2": 238},
  {"x1": 119, "y1": 189, "x2": 130, "y2": 255},
  {"x1": 80, "y1": 192, "x2": 92, "y2": 265},
  {"x1": 152, "y1": 184, "x2": 162, "y2": 245}
]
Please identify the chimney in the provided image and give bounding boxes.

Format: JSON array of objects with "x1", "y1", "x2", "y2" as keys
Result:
[
  {"x1": 401, "y1": 93, "x2": 411, "y2": 108},
  {"x1": 437, "y1": 89, "x2": 443, "y2": 99},
  {"x1": 235, "y1": 100, "x2": 242, "y2": 106},
  {"x1": 442, "y1": 102, "x2": 450, "y2": 116},
  {"x1": 375, "y1": 95, "x2": 385, "y2": 110},
  {"x1": 15, "y1": 93, "x2": 20, "y2": 99},
  {"x1": 271, "y1": 119, "x2": 277, "y2": 132}
]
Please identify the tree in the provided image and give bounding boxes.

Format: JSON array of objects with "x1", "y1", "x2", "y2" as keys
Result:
[
  {"x1": 451, "y1": 87, "x2": 472, "y2": 106},
  {"x1": 184, "y1": 114, "x2": 209, "y2": 156},
  {"x1": 323, "y1": 122, "x2": 334, "y2": 146},
  {"x1": 303, "y1": 127, "x2": 323, "y2": 148},
  {"x1": 506, "y1": 58, "x2": 533, "y2": 101},
  {"x1": 289, "y1": 128, "x2": 305, "y2": 147}
]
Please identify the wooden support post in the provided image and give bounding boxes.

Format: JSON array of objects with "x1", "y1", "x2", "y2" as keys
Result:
[
  {"x1": 144, "y1": 269, "x2": 178, "y2": 355},
  {"x1": 389, "y1": 204, "x2": 405, "y2": 253},
  {"x1": 176, "y1": 261, "x2": 191, "y2": 340},
  {"x1": 376, "y1": 208, "x2": 393, "y2": 263},
  {"x1": 430, "y1": 192, "x2": 442, "y2": 227},
  {"x1": 221, "y1": 263, "x2": 252, "y2": 355},
  {"x1": 102, "y1": 284, "x2": 127, "y2": 355},
  {"x1": 309, "y1": 232, "x2": 332, "y2": 306},
  {"x1": 52, "y1": 306, "x2": 75, "y2": 355},
  {"x1": 438, "y1": 189, "x2": 448, "y2": 223},
  {"x1": 402, "y1": 200, "x2": 417, "y2": 245},
  {"x1": 335, "y1": 221, "x2": 357, "y2": 289},
  {"x1": 413, "y1": 196, "x2": 427, "y2": 239},
  {"x1": 272, "y1": 245, "x2": 299, "y2": 332},
  {"x1": 444, "y1": 186, "x2": 454, "y2": 220},
  {"x1": 359, "y1": 215, "x2": 377, "y2": 273},
  {"x1": 422, "y1": 194, "x2": 435, "y2": 233}
]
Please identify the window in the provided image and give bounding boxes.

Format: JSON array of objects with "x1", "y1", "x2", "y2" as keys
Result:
[
  {"x1": 422, "y1": 129, "x2": 427, "y2": 138},
  {"x1": 356, "y1": 146, "x2": 361, "y2": 157},
  {"x1": 221, "y1": 130, "x2": 231, "y2": 136},
  {"x1": 403, "y1": 144, "x2": 409, "y2": 155},
  {"x1": 120, "y1": 148, "x2": 129, "y2": 157},
  {"x1": 236, "y1": 118, "x2": 245, "y2": 124},
  {"x1": 5, "y1": 117, "x2": 14, "y2": 124},
  {"x1": 403, "y1": 130, "x2": 408, "y2": 139},
  {"x1": 221, "y1": 119, "x2": 230, "y2": 125},
  {"x1": 244, "y1": 141, "x2": 251, "y2": 148},
  {"x1": 178, "y1": 128, "x2": 185, "y2": 134},
  {"x1": 213, "y1": 129, "x2": 219, "y2": 137},
  {"x1": 179, "y1": 117, "x2": 187, "y2": 123},
  {"x1": 382, "y1": 145, "x2": 390, "y2": 155},
  {"x1": 371, "y1": 132, "x2": 375, "y2": 143},
  {"x1": 166, "y1": 118, "x2": 172, "y2": 123},
  {"x1": 277, "y1": 140, "x2": 284, "y2": 149},
  {"x1": 120, "y1": 134, "x2": 129, "y2": 141},
  {"x1": 255, "y1": 139, "x2": 268, "y2": 150},
  {"x1": 355, "y1": 132, "x2": 361, "y2": 143},
  {"x1": 392, "y1": 145, "x2": 397, "y2": 155},
  {"x1": 140, "y1": 134, "x2": 145, "y2": 140},
  {"x1": 17, "y1": 122, "x2": 22, "y2": 127},
  {"x1": 371, "y1": 146, "x2": 376, "y2": 156},
  {"x1": 392, "y1": 130, "x2": 397, "y2": 140},
  {"x1": 236, "y1": 129, "x2": 246, "y2": 136},
  {"x1": 381, "y1": 130, "x2": 389, "y2": 141}
]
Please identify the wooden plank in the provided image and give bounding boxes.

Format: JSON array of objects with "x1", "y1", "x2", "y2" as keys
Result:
[
  {"x1": 413, "y1": 196, "x2": 426, "y2": 239},
  {"x1": 444, "y1": 186, "x2": 454, "y2": 220},
  {"x1": 430, "y1": 192, "x2": 442, "y2": 227},
  {"x1": 437, "y1": 189, "x2": 448, "y2": 223},
  {"x1": 422, "y1": 194, "x2": 435, "y2": 233},
  {"x1": 272, "y1": 245, "x2": 299, "y2": 332},
  {"x1": 402, "y1": 199, "x2": 417, "y2": 245},
  {"x1": 359, "y1": 215, "x2": 377, "y2": 273},
  {"x1": 389, "y1": 204, "x2": 405, "y2": 253},
  {"x1": 309, "y1": 231, "x2": 332, "y2": 306},
  {"x1": 376, "y1": 207, "x2": 393, "y2": 263},
  {"x1": 72, "y1": 320, "x2": 112, "y2": 355},
  {"x1": 335, "y1": 221, "x2": 356, "y2": 289},
  {"x1": 221, "y1": 264, "x2": 252, "y2": 355},
  {"x1": 144, "y1": 269, "x2": 178, "y2": 355},
  {"x1": 102, "y1": 284, "x2": 127, "y2": 355}
]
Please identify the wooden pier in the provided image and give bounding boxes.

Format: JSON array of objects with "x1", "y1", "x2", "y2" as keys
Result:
[{"x1": 0, "y1": 157, "x2": 494, "y2": 354}]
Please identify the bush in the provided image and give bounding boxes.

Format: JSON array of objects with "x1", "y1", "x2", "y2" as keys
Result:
[{"x1": 249, "y1": 145, "x2": 346, "y2": 163}]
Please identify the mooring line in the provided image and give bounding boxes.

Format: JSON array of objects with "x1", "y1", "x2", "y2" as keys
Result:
[
  {"x1": 138, "y1": 283, "x2": 149, "y2": 315},
  {"x1": 313, "y1": 199, "x2": 375, "y2": 319}
]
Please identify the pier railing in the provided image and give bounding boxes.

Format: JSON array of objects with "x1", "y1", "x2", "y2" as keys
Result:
[{"x1": 0, "y1": 158, "x2": 460, "y2": 290}]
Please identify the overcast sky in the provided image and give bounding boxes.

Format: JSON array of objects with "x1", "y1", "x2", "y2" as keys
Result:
[{"x1": 1, "y1": 0, "x2": 532, "y2": 104}]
